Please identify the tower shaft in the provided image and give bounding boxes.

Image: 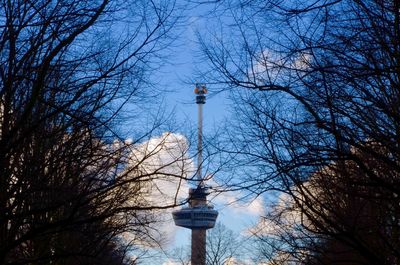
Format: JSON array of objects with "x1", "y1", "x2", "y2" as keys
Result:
[{"x1": 192, "y1": 229, "x2": 206, "y2": 265}]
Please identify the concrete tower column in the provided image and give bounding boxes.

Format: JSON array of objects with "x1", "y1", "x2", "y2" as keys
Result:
[{"x1": 189, "y1": 188, "x2": 207, "y2": 265}]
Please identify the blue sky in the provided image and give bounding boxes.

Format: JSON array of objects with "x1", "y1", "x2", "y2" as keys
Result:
[
  {"x1": 145, "y1": 2, "x2": 265, "y2": 262},
  {"x1": 157, "y1": 4, "x2": 230, "y2": 129}
]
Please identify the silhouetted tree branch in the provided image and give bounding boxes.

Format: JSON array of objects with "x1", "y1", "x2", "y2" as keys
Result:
[
  {"x1": 199, "y1": 0, "x2": 400, "y2": 264},
  {"x1": 0, "y1": 0, "x2": 187, "y2": 264}
]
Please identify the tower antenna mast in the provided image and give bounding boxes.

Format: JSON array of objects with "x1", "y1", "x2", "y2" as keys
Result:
[{"x1": 195, "y1": 83, "x2": 206, "y2": 184}]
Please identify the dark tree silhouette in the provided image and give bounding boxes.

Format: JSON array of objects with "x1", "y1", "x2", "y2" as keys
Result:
[
  {"x1": 198, "y1": 0, "x2": 400, "y2": 264},
  {"x1": 0, "y1": 0, "x2": 187, "y2": 264}
]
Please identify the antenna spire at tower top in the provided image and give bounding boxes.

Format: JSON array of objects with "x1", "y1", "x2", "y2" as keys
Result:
[{"x1": 195, "y1": 83, "x2": 207, "y2": 104}]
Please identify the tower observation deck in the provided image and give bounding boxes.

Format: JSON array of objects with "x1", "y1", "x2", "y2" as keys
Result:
[{"x1": 172, "y1": 84, "x2": 218, "y2": 265}]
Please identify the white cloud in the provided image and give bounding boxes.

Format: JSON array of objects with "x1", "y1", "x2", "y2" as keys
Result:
[
  {"x1": 113, "y1": 132, "x2": 195, "y2": 248},
  {"x1": 250, "y1": 49, "x2": 312, "y2": 86},
  {"x1": 210, "y1": 183, "x2": 265, "y2": 218},
  {"x1": 128, "y1": 132, "x2": 194, "y2": 207},
  {"x1": 246, "y1": 191, "x2": 305, "y2": 238},
  {"x1": 162, "y1": 261, "x2": 181, "y2": 265}
]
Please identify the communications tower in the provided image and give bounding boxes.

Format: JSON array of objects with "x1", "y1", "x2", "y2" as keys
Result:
[{"x1": 172, "y1": 84, "x2": 218, "y2": 265}]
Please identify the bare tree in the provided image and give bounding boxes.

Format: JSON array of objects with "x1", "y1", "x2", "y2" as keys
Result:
[
  {"x1": 168, "y1": 222, "x2": 243, "y2": 265},
  {"x1": 197, "y1": 0, "x2": 400, "y2": 264},
  {"x1": 206, "y1": 222, "x2": 242, "y2": 265},
  {"x1": 0, "y1": 0, "x2": 188, "y2": 264}
]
